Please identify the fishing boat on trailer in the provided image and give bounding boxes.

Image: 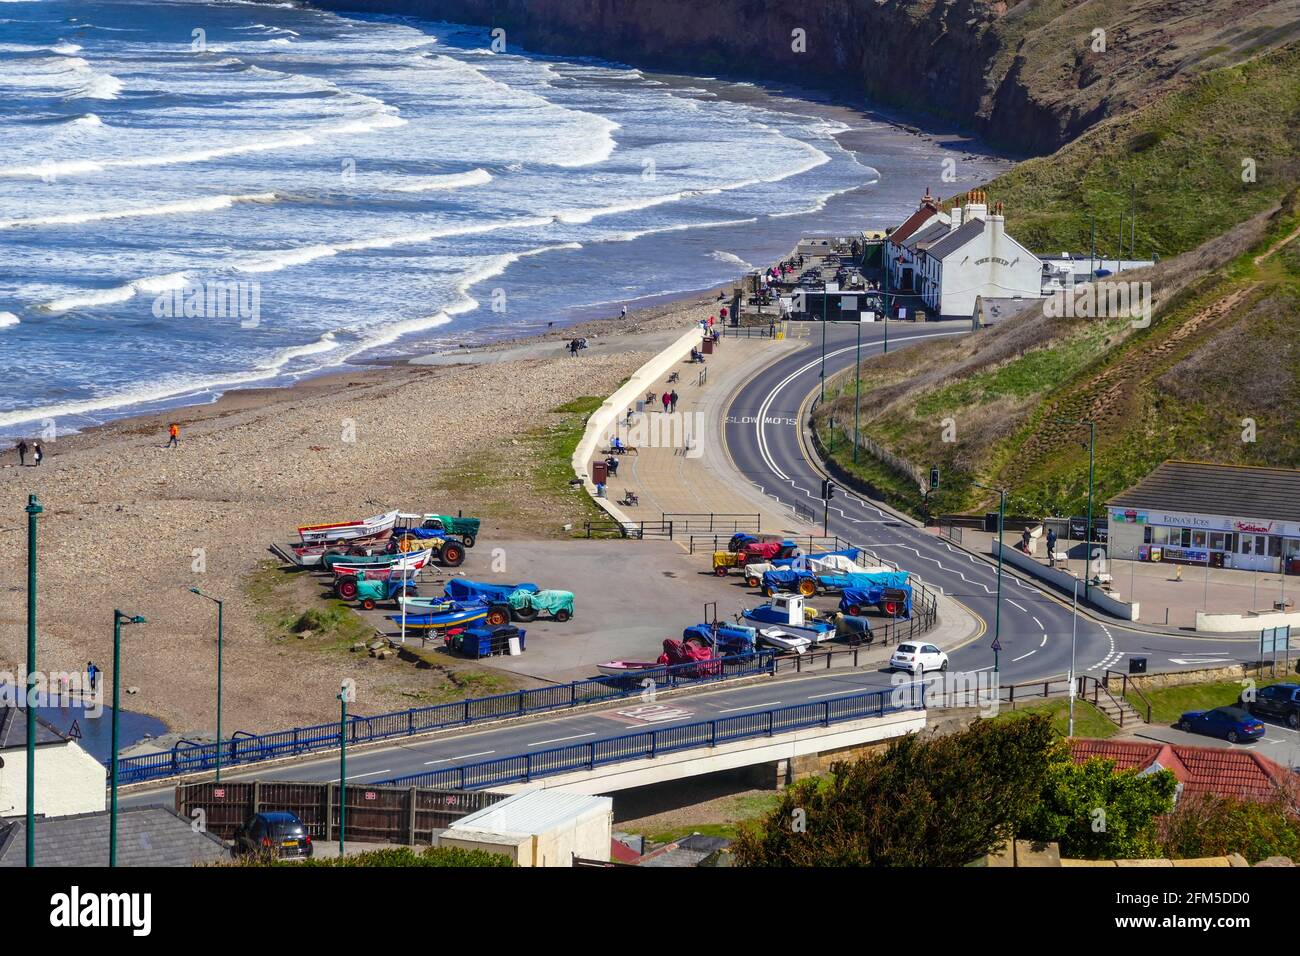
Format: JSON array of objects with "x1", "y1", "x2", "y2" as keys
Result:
[
  {"x1": 330, "y1": 549, "x2": 432, "y2": 577},
  {"x1": 298, "y1": 509, "x2": 400, "y2": 545},
  {"x1": 595, "y1": 660, "x2": 663, "y2": 677}
]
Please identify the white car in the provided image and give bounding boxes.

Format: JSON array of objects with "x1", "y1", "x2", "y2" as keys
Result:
[{"x1": 890, "y1": 642, "x2": 948, "y2": 675}]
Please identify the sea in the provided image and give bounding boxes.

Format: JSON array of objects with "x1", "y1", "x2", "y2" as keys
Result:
[{"x1": 0, "y1": 0, "x2": 1008, "y2": 438}]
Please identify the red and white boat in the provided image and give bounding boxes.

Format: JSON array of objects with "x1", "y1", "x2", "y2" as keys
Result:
[
  {"x1": 595, "y1": 660, "x2": 663, "y2": 677},
  {"x1": 298, "y1": 509, "x2": 400, "y2": 545},
  {"x1": 330, "y1": 549, "x2": 432, "y2": 577}
]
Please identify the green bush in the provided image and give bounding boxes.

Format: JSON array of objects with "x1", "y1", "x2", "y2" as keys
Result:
[
  {"x1": 235, "y1": 846, "x2": 515, "y2": 867},
  {"x1": 733, "y1": 716, "x2": 1057, "y2": 866},
  {"x1": 1022, "y1": 754, "x2": 1177, "y2": 859},
  {"x1": 1158, "y1": 792, "x2": 1300, "y2": 864}
]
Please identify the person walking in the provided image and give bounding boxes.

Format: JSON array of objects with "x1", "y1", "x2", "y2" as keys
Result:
[
  {"x1": 87, "y1": 661, "x2": 98, "y2": 693},
  {"x1": 669, "y1": 389, "x2": 678, "y2": 413},
  {"x1": 32, "y1": 441, "x2": 43, "y2": 466},
  {"x1": 167, "y1": 422, "x2": 180, "y2": 448},
  {"x1": 16, "y1": 439, "x2": 27, "y2": 467},
  {"x1": 620, "y1": 305, "x2": 627, "y2": 320},
  {"x1": 1046, "y1": 529, "x2": 1058, "y2": 567},
  {"x1": 662, "y1": 390, "x2": 671, "y2": 413}
]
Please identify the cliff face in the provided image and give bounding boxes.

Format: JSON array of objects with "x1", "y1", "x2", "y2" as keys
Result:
[{"x1": 313, "y1": 0, "x2": 1300, "y2": 155}]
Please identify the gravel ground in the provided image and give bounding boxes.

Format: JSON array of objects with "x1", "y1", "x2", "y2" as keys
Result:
[{"x1": 0, "y1": 288, "x2": 730, "y2": 737}]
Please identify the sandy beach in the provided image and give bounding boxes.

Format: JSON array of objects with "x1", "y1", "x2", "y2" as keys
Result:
[{"x1": 0, "y1": 289, "x2": 728, "y2": 739}]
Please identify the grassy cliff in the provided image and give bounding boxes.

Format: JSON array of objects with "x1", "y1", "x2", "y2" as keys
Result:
[{"x1": 815, "y1": 44, "x2": 1300, "y2": 520}]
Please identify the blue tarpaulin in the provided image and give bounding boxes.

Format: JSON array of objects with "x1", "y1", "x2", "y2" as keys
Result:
[{"x1": 444, "y1": 579, "x2": 538, "y2": 604}]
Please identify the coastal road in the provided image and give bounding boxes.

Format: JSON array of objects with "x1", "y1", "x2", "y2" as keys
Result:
[
  {"x1": 720, "y1": 320, "x2": 1259, "y2": 686},
  {"x1": 120, "y1": 664, "x2": 936, "y2": 807}
]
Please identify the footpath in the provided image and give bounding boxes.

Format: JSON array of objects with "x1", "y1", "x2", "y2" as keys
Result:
[{"x1": 571, "y1": 321, "x2": 984, "y2": 665}]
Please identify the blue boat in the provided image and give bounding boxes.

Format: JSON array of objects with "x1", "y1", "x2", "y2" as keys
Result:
[
  {"x1": 443, "y1": 578, "x2": 539, "y2": 604},
  {"x1": 741, "y1": 594, "x2": 835, "y2": 653}
]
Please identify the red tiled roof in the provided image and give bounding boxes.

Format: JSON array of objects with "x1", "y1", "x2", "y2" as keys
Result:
[
  {"x1": 1069, "y1": 739, "x2": 1290, "y2": 802},
  {"x1": 610, "y1": 838, "x2": 640, "y2": 864},
  {"x1": 888, "y1": 206, "x2": 939, "y2": 247}
]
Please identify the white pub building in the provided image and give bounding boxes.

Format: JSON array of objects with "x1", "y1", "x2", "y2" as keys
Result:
[{"x1": 1107, "y1": 461, "x2": 1300, "y2": 574}]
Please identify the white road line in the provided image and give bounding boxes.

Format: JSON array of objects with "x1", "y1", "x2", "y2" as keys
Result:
[
  {"x1": 1011, "y1": 650, "x2": 1037, "y2": 662},
  {"x1": 717, "y1": 701, "x2": 781, "y2": 713},
  {"x1": 529, "y1": 733, "x2": 596, "y2": 747},
  {"x1": 1033, "y1": 616, "x2": 1044, "y2": 630},
  {"x1": 1007, "y1": 599, "x2": 1028, "y2": 613},
  {"x1": 344, "y1": 769, "x2": 393, "y2": 780},
  {"x1": 1040, "y1": 634, "x2": 1048, "y2": 647},
  {"x1": 424, "y1": 750, "x2": 494, "y2": 765}
]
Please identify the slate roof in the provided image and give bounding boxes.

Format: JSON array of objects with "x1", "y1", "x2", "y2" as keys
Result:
[
  {"x1": 924, "y1": 216, "x2": 986, "y2": 260},
  {"x1": 1107, "y1": 460, "x2": 1300, "y2": 523},
  {"x1": 1069, "y1": 739, "x2": 1291, "y2": 802},
  {"x1": 0, "y1": 806, "x2": 229, "y2": 867},
  {"x1": 0, "y1": 707, "x2": 69, "y2": 750},
  {"x1": 902, "y1": 217, "x2": 951, "y2": 251}
]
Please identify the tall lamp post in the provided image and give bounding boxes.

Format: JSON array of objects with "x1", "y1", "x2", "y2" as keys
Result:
[
  {"x1": 1068, "y1": 577, "x2": 1080, "y2": 737},
  {"x1": 974, "y1": 482, "x2": 1007, "y2": 674},
  {"x1": 337, "y1": 682, "x2": 350, "y2": 858},
  {"x1": 819, "y1": 280, "x2": 829, "y2": 400},
  {"x1": 188, "y1": 588, "x2": 224, "y2": 782},
  {"x1": 24, "y1": 494, "x2": 42, "y2": 868},
  {"x1": 1056, "y1": 418, "x2": 1096, "y2": 599},
  {"x1": 852, "y1": 316, "x2": 863, "y2": 463},
  {"x1": 109, "y1": 609, "x2": 146, "y2": 868}
]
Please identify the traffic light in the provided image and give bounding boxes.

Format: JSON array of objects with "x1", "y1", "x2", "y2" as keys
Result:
[
  {"x1": 821, "y1": 478, "x2": 836, "y2": 500},
  {"x1": 930, "y1": 466, "x2": 940, "y2": 490}
]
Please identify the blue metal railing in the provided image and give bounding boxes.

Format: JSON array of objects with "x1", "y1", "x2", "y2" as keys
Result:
[
  {"x1": 374, "y1": 686, "x2": 913, "y2": 792},
  {"x1": 116, "y1": 652, "x2": 776, "y2": 785}
]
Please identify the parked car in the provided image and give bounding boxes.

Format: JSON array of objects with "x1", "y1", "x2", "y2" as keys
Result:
[
  {"x1": 233, "y1": 811, "x2": 314, "y2": 860},
  {"x1": 889, "y1": 642, "x2": 947, "y2": 675},
  {"x1": 1239, "y1": 683, "x2": 1300, "y2": 729},
  {"x1": 1176, "y1": 706, "x2": 1265, "y2": 744}
]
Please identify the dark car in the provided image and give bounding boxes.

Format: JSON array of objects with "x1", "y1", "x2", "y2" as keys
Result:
[
  {"x1": 233, "y1": 811, "x2": 314, "y2": 859},
  {"x1": 1176, "y1": 706, "x2": 1265, "y2": 744},
  {"x1": 1240, "y1": 683, "x2": 1300, "y2": 729}
]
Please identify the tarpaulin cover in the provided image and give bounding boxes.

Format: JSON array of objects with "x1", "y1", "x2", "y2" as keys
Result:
[
  {"x1": 761, "y1": 569, "x2": 805, "y2": 591},
  {"x1": 682, "y1": 623, "x2": 755, "y2": 654},
  {"x1": 397, "y1": 528, "x2": 448, "y2": 540},
  {"x1": 435, "y1": 516, "x2": 481, "y2": 535},
  {"x1": 444, "y1": 579, "x2": 538, "y2": 603},
  {"x1": 839, "y1": 580, "x2": 913, "y2": 617},
  {"x1": 817, "y1": 570, "x2": 910, "y2": 592},
  {"x1": 509, "y1": 589, "x2": 575, "y2": 615}
]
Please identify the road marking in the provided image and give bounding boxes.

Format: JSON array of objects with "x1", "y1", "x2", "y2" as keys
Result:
[
  {"x1": 529, "y1": 733, "x2": 596, "y2": 747},
  {"x1": 424, "y1": 750, "x2": 495, "y2": 765},
  {"x1": 1033, "y1": 616, "x2": 1044, "y2": 630},
  {"x1": 1040, "y1": 634, "x2": 1048, "y2": 647},
  {"x1": 1169, "y1": 657, "x2": 1233, "y2": 666},
  {"x1": 717, "y1": 701, "x2": 781, "y2": 713},
  {"x1": 1011, "y1": 650, "x2": 1037, "y2": 662},
  {"x1": 344, "y1": 769, "x2": 393, "y2": 780},
  {"x1": 1008, "y1": 599, "x2": 1028, "y2": 613}
]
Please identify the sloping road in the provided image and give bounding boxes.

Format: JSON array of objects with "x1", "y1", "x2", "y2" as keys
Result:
[{"x1": 721, "y1": 320, "x2": 1256, "y2": 685}]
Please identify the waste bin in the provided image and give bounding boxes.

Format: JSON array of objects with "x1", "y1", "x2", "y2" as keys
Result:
[
  {"x1": 984, "y1": 512, "x2": 1000, "y2": 533},
  {"x1": 1128, "y1": 657, "x2": 1147, "y2": 674},
  {"x1": 702, "y1": 336, "x2": 714, "y2": 354},
  {"x1": 592, "y1": 460, "x2": 608, "y2": 487}
]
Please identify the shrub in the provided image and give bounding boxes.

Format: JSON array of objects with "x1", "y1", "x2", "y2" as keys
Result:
[{"x1": 1158, "y1": 792, "x2": 1300, "y2": 864}]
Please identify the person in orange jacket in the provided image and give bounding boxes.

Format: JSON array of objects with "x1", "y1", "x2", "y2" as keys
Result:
[{"x1": 167, "y1": 422, "x2": 180, "y2": 448}]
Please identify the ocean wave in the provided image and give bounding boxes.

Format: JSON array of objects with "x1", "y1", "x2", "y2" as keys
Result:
[
  {"x1": 710, "y1": 250, "x2": 753, "y2": 270},
  {"x1": 0, "y1": 312, "x2": 18, "y2": 329},
  {"x1": 387, "y1": 168, "x2": 492, "y2": 193},
  {"x1": 1, "y1": 193, "x2": 277, "y2": 230},
  {"x1": 41, "y1": 272, "x2": 190, "y2": 313},
  {"x1": 255, "y1": 331, "x2": 340, "y2": 370}
]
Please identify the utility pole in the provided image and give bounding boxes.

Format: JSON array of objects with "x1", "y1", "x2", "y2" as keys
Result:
[
  {"x1": 109, "y1": 609, "x2": 146, "y2": 867},
  {"x1": 852, "y1": 317, "x2": 863, "y2": 463},
  {"x1": 882, "y1": 247, "x2": 891, "y2": 354},
  {"x1": 974, "y1": 482, "x2": 1007, "y2": 674},
  {"x1": 188, "y1": 588, "x2": 224, "y2": 781},
  {"x1": 24, "y1": 494, "x2": 41, "y2": 868},
  {"x1": 338, "y1": 682, "x2": 349, "y2": 858},
  {"x1": 1068, "y1": 578, "x2": 1079, "y2": 737},
  {"x1": 1056, "y1": 418, "x2": 1096, "y2": 600}
]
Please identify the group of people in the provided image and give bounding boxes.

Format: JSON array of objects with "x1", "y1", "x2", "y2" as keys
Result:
[
  {"x1": 566, "y1": 336, "x2": 589, "y2": 357},
  {"x1": 14, "y1": 439, "x2": 45, "y2": 466},
  {"x1": 661, "y1": 389, "x2": 680, "y2": 413}
]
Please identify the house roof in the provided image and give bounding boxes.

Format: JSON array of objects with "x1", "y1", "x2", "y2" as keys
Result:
[
  {"x1": 1107, "y1": 460, "x2": 1300, "y2": 523},
  {"x1": 0, "y1": 805, "x2": 229, "y2": 867},
  {"x1": 903, "y1": 218, "x2": 952, "y2": 251},
  {"x1": 450, "y1": 790, "x2": 611, "y2": 837},
  {"x1": 888, "y1": 204, "x2": 941, "y2": 247},
  {"x1": 924, "y1": 217, "x2": 987, "y2": 260},
  {"x1": 0, "y1": 707, "x2": 69, "y2": 750},
  {"x1": 1069, "y1": 739, "x2": 1292, "y2": 802}
]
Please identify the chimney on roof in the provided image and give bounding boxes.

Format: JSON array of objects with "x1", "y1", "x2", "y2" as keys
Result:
[{"x1": 964, "y1": 188, "x2": 987, "y2": 223}]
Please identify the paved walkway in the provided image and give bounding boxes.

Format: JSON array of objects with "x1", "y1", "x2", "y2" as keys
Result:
[{"x1": 960, "y1": 527, "x2": 1296, "y2": 629}]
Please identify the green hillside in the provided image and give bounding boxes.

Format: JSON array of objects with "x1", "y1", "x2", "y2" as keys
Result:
[{"x1": 815, "y1": 44, "x2": 1300, "y2": 521}]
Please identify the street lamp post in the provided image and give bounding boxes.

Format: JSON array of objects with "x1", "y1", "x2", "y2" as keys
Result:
[
  {"x1": 188, "y1": 588, "x2": 224, "y2": 782},
  {"x1": 338, "y1": 683, "x2": 349, "y2": 858},
  {"x1": 882, "y1": 248, "x2": 891, "y2": 354},
  {"x1": 24, "y1": 494, "x2": 42, "y2": 868},
  {"x1": 974, "y1": 482, "x2": 1007, "y2": 673},
  {"x1": 852, "y1": 317, "x2": 863, "y2": 463},
  {"x1": 109, "y1": 609, "x2": 146, "y2": 868},
  {"x1": 1056, "y1": 418, "x2": 1096, "y2": 599},
  {"x1": 819, "y1": 282, "x2": 828, "y2": 400},
  {"x1": 1069, "y1": 577, "x2": 1079, "y2": 737}
]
